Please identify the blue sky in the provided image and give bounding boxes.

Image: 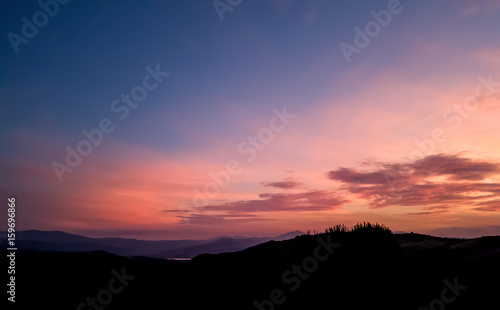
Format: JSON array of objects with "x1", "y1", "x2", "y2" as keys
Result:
[{"x1": 1, "y1": 0, "x2": 500, "y2": 239}]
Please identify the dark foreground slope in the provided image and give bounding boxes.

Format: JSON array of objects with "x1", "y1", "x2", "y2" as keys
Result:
[{"x1": 4, "y1": 229, "x2": 500, "y2": 309}]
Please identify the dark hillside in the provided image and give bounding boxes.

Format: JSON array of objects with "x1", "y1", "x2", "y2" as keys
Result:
[{"x1": 5, "y1": 223, "x2": 499, "y2": 309}]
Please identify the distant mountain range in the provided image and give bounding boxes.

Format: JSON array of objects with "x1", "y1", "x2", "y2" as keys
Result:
[{"x1": 0, "y1": 230, "x2": 303, "y2": 258}]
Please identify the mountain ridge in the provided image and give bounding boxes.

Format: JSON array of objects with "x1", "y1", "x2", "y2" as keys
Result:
[{"x1": 0, "y1": 229, "x2": 304, "y2": 258}]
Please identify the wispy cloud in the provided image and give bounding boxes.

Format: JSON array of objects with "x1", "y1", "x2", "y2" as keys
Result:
[
  {"x1": 176, "y1": 213, "x2": 273, "y2": 225},
  {"x1": 261, "y1": 180, "x2": 304, "y2": 190},
  {"x1": 474, "y1": 199, "x2": 500, "y2": 211},
  {"x1": 198, "y1": 190, "x2": 348, "y2": 215}
]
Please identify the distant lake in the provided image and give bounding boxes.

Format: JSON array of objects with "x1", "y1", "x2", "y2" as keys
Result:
[{"x1": 167, "y1": 258, "x2": 191, "y2": 261}]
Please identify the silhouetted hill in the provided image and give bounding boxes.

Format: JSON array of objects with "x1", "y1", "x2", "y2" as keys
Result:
[{"x1": 4, "y1": 224, "x2": 500, "y2": 309}]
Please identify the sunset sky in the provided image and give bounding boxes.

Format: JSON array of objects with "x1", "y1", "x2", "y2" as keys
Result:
[{"x1": 1, "y1": 0, "x2": 500, "y2": 240}]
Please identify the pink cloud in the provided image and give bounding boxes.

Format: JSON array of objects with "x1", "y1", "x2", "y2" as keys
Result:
[
  {"x1": 199, "y1": 190, "x2": 348, "y2": 215},
  {"x1": 328, "y1": 154, "x2": 500, "y2": 209}
]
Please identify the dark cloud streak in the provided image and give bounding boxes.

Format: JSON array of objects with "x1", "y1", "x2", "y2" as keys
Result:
[{"x1": 261, "y1": 180, "x2": 304, "y2": 189}]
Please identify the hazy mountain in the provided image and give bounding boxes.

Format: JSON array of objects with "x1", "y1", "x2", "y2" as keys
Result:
[{"x1": 0, "y1": 230, "x2": 304, "y2": 258}]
